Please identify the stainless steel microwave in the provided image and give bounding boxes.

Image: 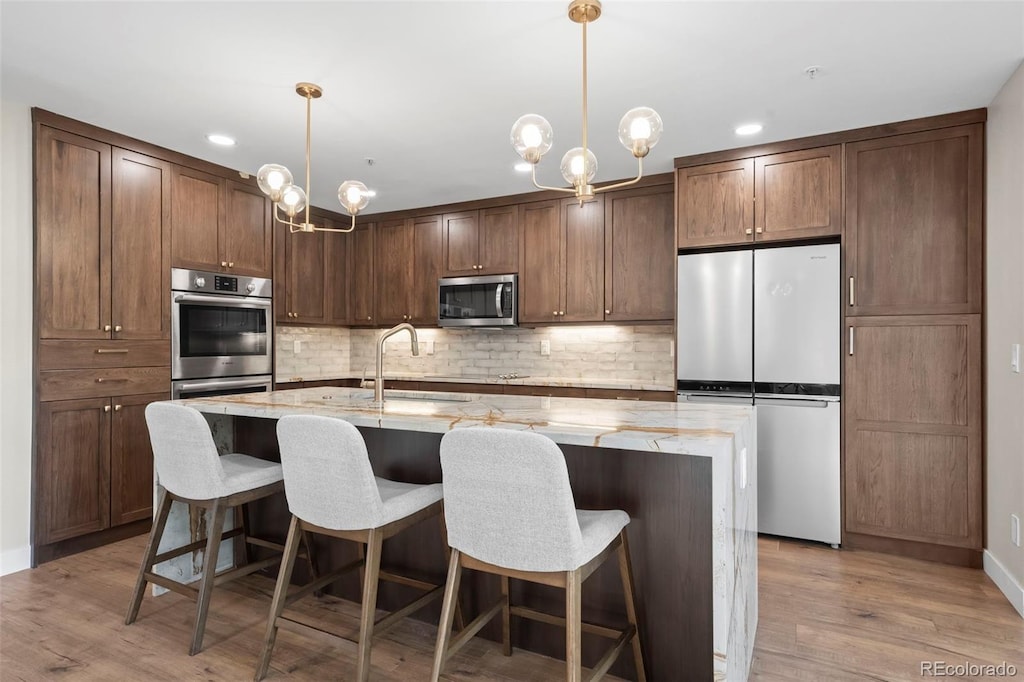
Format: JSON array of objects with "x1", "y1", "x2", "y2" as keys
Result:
[{"x1": 438, "y1": 274, "x2": 517, "y2": 328}]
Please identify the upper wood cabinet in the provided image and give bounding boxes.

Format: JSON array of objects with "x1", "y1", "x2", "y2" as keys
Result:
[
  {"x1": 350, "y1": 221, "x2": 375, "y2": 325},
  {"x1": 845, "y1": 125, "x2": 983, "y2": 316},
  {"x1": 441, "y1": 206, "x2": 519, "y2": 276},
  {"x1": 676, "y1": 159, "x2": 753, "y2": 248},
  {"x1": 277, "y1": 222, "x2": 327, "y2": 324},
  {"x1": 677, "y1": 146, "x2": 840, "y2": 248},
  {"x1": 170, "y1": 166, "x2": 272, "y2": 277},
  {"x1": 374, "y1": 215, "x2": 441, "y2": 326},
  {"x1": 845, "y1": 314, "x2": 982, "y2": 550},
  {"x1": 518, "y1": 198, "x2": 605, "y2": 324},
  {"x1": 754, "y1": 146, "x2": 841, "y2": 241},
  {"x1": 36, "y1": 127, "x2": 170, "y2": 340},
  {"x1": 323, "y1": 216, "x2": 351, "y2": 326},
  {"x1": 604, "y1": 185, "x2": 675, "y2": 322}
]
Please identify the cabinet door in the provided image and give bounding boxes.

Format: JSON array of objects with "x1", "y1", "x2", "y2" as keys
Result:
[
  {"x1": 479, "y1": 206, "x2": 519, "y2": 275},
  {"x1": 170, "y1": 165, "x2": 223, "y2": 272},
  {"x1": 110, "y1": 392, "x2": 164, "y2": 526},
  {"x1": 754, "y1": 145, "x2": 841, "y2": 242},
  {"x1": 273, "y1": 221, "x2": 290, "y2": 324},
  {"x1": 562, "y1": 196, "x2": 605, "y2": 322},
  {"x1": 410, "y1": 215, "x2": 443, "y2": 325},
  {"x1": 324, "y1": 218, "x2": 351, "y2": 325},
  {"x1": 676, "y1": 159, "x2": 754, "y2": 248},
  {"x1": 36, "y1": 398, "x2": 111, "y2": 544},
  {"x1": 518, "y1": 201, "x2": 562, "y2": 323},
  {"x1": 222, "y1": 180, "x2": 273, "y2": 277},
  {"x1": 846, "y1": 125, "x2": 983, "y2": 316},
  {"x1": 111, "y1": 149, "x2": 171, "y2": 340},
  {"x1": 375, "y1": 219, "x2": 414, "y2": 325},
  {"x1": 36, "y1": 126, "x2": 111, "y2": 339},
  {"x1": 286, "y1": 227, "x2": 326, "y2": 323},
  {"x1": 845, "y1": 315, "x2": 982, "y2": 548},
  {"x1": 350, "y1": 222, "x2": 376, "y2": 325},
  {"x1": 441, "y1": 210, "x2": 480, "y2": 276},
  {"x1": 604, "y1": 185, "x2": 675, "y2": 322}
]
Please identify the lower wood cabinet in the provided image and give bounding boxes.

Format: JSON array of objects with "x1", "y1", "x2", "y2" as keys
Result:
[
  {"x1": 844, "y1": 315, "x2": 982, "y2": 557},
  {"x1": 36, "y1": 391, "x2": 164, "y2": 545}
]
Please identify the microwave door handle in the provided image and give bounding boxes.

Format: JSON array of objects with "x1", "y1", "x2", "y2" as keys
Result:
[
  {"x1": 495, "y1": 283, "x2": 503, "y2": 315},
  {"x1": 174, "y1": 293, "x2": 272, "y2": 308}
]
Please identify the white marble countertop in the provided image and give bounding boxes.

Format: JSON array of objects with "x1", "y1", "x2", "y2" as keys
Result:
[
  {"x1": 179, "y1": 386, "x2": 751, "y2": 457},
  {"x1": 274, "y1": 371, "x2": 675, "y2": 392}
]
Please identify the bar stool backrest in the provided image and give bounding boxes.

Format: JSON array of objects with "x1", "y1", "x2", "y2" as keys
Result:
[
  {"x1": 276, "y1": 415, "x2": 385, "y2": 530},
  {"x1": 440, "y1": 428, "x2": 585, "y2": 572},
  {"x1": 145, "y1": 402, "x2": 229, "y2": 500}
]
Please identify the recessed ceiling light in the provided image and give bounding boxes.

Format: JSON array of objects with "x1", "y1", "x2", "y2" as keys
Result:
[
  {"x1": 735, "y1": 124, "x2": 763, "y2": 136},
  {"x1": 206, "y1": 133, "x2": 236, "y2": 146},
  {"x1": 514, "y1": 162, "x2": 532, "y2": 172}
]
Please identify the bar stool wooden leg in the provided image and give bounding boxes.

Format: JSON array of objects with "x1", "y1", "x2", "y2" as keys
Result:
[
  {"x1": 618, "y1": 530, "x2": 647, "y2": 682},
  {"x1": 500, "y1": 576, "x2": 512, "y2": 656},
  {"x1": 566, "y1": 569, "x2": 583, "y2": 682},
  {"x1": 430, "y1": 549, "x2": 463, "y2": 682},
  {"x1": 254, "y1": 515, "x2": 303, "y2": 682},
  {"x1": 237, "y1": 503, "x2": 252, "y2": 566},
  {"x1": 125, "y1": 487, "x2": 173, "y2": 625},
  {"x1": 190, "y1": 500, "x2": 227, "y2": 656},
  {"x1": 356, "y1": 529, "x2": 384, "y2": 682},
  {"x1": 438, "y1": 510, "x2": 466, "y2": 632}
]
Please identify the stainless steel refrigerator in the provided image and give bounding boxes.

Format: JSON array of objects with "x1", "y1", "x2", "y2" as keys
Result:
[{"x1": 677, "y1": 243, "x2": 841, "y2": 546}]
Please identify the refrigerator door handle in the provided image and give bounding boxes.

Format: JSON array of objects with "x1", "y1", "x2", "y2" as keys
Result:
[{"x1": 754, "y1": 397, "x2": 830, "y2": 408}]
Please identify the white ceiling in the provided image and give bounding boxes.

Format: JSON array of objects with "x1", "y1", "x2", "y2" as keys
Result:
[{"x1": 2, "y1": 1, "x2": 1022, "y2": 215}]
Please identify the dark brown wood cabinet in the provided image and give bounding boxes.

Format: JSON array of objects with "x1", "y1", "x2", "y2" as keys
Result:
[
  {"x1": 277, "y1": 221, "x2": 327, "y2": 324},
  {"x1": 677, "y1": 146, "x2": 840, "y2": 248},
  {"x1": 676, "y1": 159, "x2": 753, "y2": 248},
  {"x1": 324, "y1": 218, "x2": 351, "y2": 325},
  {"x1": 109, "y1": 392, "x2": 163, "y2": 526},
  {"x1": 604, "y1": 185, "x2": 675, "y2": 322},
  {"x1": 375, "y1": 215, "x2": 442, "y2": 325},
  {"x1": 36, "y1": 128, "x2": 170, "y2": 340},
  {"x1": 441, "y1": 206, "x2": 519, "y2": 276},
  {"x1": 845, "y1": 125, "x2": 984, "y2": 316},
  {"x1": 844, "y1": 315, "x2": 982, "y2": 552},
  {"x1": 171, "y1": 166, "x2": 272, "y2": 277},
  {"x1": 518, "y1": 197, "x2": 605, "y2": 323},
  {"x1": 350, "y1": 221, "x2": 376, "y2": 325},
  {"x1": 754, "y1": 145, "x2": 841, "y2": 241}
]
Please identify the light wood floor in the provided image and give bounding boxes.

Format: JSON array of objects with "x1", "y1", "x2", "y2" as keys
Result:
[{"x1": 1, "y1": 535, "x2": 1021, "y2": 681}]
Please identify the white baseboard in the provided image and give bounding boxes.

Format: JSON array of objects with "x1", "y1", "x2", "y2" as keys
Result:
[
  {"x1": 0, "y1": 545, "x2": 31, "y2": 577},
  {"x1": 984, "y1": 549, "x2": 1024, "y2": 618}
]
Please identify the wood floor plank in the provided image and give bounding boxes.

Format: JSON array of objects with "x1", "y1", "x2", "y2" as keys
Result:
[{"x1": 2, "y1": 535, "x2": 1022, "y2": 680}]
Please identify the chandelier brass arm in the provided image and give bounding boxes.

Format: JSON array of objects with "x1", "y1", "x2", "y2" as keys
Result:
[{"x1": 257, "y1": 82, "x2": 370, "y2": 235}]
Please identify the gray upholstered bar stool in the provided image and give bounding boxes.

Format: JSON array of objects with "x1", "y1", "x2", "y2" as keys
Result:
[
  {"x1": 255, "y1": 414, "x2": 449, "y2": 682},
  {"x1": 432, "y1": 427, "x2": 646, "y2": 682},
  {"x1": 125, "y1": 402, "x2": 313, "y2": 656}
]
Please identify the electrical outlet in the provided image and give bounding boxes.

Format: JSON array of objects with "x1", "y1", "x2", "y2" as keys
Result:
[
  {"x1": 1012, "y1": 343, "x2": 1021, "y2": 373},
  {"x1": 540, "y1": 339, "x2": 550, "y2": 356},
  {"x1": 425, "y1": 340, "x2": 435, "y2": 355},
  {"x1": 1012, "y1": 514, "x2": 1021, "y2": 547},
  {"x1": 669, "y1": 340, "x2": 675, "y2": 359},
  {"x1": 293, "y1": 339, "x2": 302, "y2": 353}
]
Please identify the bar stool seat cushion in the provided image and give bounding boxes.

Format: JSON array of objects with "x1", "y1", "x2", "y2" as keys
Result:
[
  {"x1": 576, "y1": 509, "x2": 630, "y2": 566},
  {"x1": 377, "y1": 478, "x2": 444, "y2": 527},
  {"x1": 218, "y1": 454, "x2": 284, "y2": 498}
]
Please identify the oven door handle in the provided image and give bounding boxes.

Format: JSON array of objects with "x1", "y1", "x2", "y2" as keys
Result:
[
  {"x1": 174, "y1": 293, "x2": 272, "y2": 308},
  {"x1": 175, "y1": 377, "x2": 271, "y2": 393}
]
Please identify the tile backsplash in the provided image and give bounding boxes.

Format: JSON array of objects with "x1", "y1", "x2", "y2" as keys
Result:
[{"x1": 277, "y1": 325, "x2": 674, "y2": 386}]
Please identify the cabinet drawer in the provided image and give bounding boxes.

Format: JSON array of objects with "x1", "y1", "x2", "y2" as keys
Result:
[
  {"x1": 585, "y1": 388, "x2": 675, "y2": 402},
  {"x1": 39, "y1": 367, "x2": 170, "y2": 401},
  {"x1": 38, "y1": 339, "x2": 169, "y2": 370}
]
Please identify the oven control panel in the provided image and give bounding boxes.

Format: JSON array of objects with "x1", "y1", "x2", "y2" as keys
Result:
[
  {"x1": 214, "y1": 275, "x2": 238, "y2": 292},
  {"x1": 171, "y1": 268, "x2": 273, "y2": 299}
]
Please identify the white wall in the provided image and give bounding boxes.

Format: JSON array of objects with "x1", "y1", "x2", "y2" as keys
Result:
[
  {"x1": 985, "y1": 60, "x2": 1024, "y2": 617},
  {"x1": 0, "y1": 100, "x2": 34, "y2": 575}
]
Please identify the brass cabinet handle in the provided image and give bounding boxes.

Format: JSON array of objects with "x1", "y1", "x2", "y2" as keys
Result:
[
  {"x1": 221, "y1": 261, "x2": 228, "y2": 267},
  {"x1": 103, "y1": 324, "x2": 112, "y2": 332},
  {"x1": 114, "y1": 325, "x2": 122, "y2": 332},
  {"x1": 605, "y1": 309, "x2": 611, "y2": 314},
  {"x1": 848, "y1": 277, "x2": 855, "y2": 306},
  {"x1": 849, "y1": 327, "x2": 855, "y2": 356},
  {"x1": 95, "y1": 349, "x2": 129, "y2": 354},
  {"x1": 755, "y1": 228, "x2": 763, "y2": 234},
  {"x1": 95, "y1": 378, "x2": 128, "y2": 383},
  {"x1": 745, "y1": 228, "x2": 753, "y2": 235},
  {"x1": 552, "y1": 310, "x2": 558, "y2": 316},
  {"x1": 366, "y1": 316, "x2": 372, "y2": 321},
  {"x1": 103, "y1": 405, "x2": 111, "y2": 413},
  {"x1": 114, "y1": 404, "x2": 122, "y2": 412},
  {"x1": 228, "y1": 262, "x2": 234, "y2": 268}
]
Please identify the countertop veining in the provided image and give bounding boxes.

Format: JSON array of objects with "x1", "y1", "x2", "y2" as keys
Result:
[{"x1": 275, "y1": 371, "x2": 676, "y2": 392}]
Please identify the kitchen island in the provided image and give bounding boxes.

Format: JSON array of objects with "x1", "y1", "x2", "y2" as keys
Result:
[{"x1": 174, "y1": 387, "x2": 757, "y2": 681}]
